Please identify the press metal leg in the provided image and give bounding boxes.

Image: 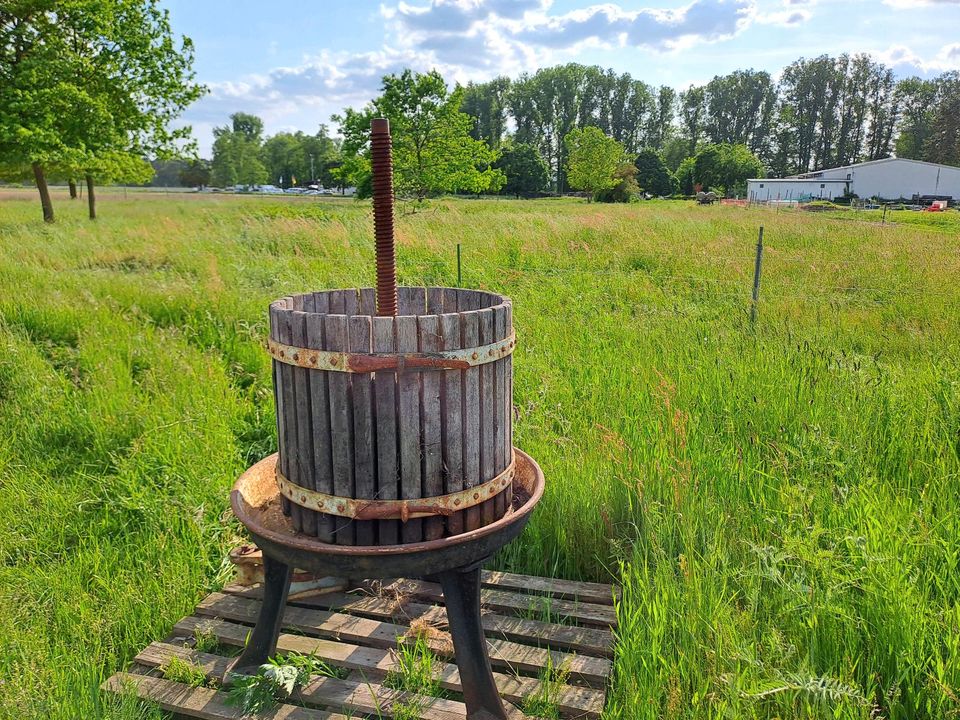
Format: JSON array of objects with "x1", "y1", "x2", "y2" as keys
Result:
[
  {"x1": 438, "y1": 567, "x2": 509, "y2": 720},
  {"x1": 225, "y1": 554, "x2": 292, "y2": 679}
]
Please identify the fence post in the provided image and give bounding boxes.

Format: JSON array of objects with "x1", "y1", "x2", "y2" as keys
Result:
[
  {"x1": 750, "y1": 226, "x2": 764, "y2": 323},
  {"x1": 882, "y1": 204, "x2": 888, "y2": 224},
  {"x1": 456, "y1": 243, "x2": 462, "y2": 287}
]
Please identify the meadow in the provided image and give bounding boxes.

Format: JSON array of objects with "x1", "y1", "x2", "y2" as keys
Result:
[{"x1": 1, "y1": 189, "x2": 959, "y2": 719}]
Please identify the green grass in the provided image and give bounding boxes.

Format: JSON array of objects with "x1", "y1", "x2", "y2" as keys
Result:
[{"x1": 1, "y1": 188, "x2": 959, "y2": 719}]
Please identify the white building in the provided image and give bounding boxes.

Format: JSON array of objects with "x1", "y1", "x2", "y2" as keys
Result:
[{"x1": 747, "y1": 158, "x2": 960, "y2": 203}]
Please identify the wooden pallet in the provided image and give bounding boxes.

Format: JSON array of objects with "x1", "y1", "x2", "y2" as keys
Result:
[{"x1": 102, "y1": 569, "x2": 618, "y2": 719}]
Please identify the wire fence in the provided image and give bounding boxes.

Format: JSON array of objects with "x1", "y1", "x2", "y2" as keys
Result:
[{"x1": 406, "y1": 233, "x2": 960, "y2": 314}]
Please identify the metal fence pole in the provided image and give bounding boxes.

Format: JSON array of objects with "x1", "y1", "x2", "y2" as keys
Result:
[
  {"x1": 457, "y1": 243, "x2": 462, "y2": 287},
  {"x1": 750, "y1": 226, "x2": 764, "y2": 323}
]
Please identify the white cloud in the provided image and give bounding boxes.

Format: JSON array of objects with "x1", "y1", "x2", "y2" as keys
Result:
[
  {"x1": 180, "y1": 0, "x2": 807, "y2": 154},
  {"x1": 883, "y1": 0, "x2": 959, "y2": 7},
  {"x1": 873, "y1": 42, "x2": 960, "y2": 73},
  {"x1": 387, "y1": 0, "x2": 756, "y2": 54}
]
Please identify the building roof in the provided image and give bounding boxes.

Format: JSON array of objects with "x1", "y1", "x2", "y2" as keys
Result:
[
  {"x1": 747, "y1": 177, "x2": 847, "y2": 183},
  {"x1": 786, "y1": 157, "x2": 960, "y2": 179}
]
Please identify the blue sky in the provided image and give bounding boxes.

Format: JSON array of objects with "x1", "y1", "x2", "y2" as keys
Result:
[{"x1": 160, "y1": 0, "x2": 960, "y2": 156}]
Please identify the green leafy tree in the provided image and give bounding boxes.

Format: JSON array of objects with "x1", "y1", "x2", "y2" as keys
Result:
[
  {"x1": 211, "y1": 112, "x2": 267, "y2": 186},
  {"x1": 634, "y1": 149, "x2": 677, "y2": 196},
  {"x1": 262, "y1": 132, "x2": 302, "y2": 188},
  {"x1": 692, "y1": 143, "x2": 764, "y2": 195},
  {"x1": 676, "y1": 156, "x2": 696, "y2": 195},
  {"x1": 564, "y1": 126, "x2": 626, "y2": 201},
  {"x1": 0, "y1": 1, "x2": 204, "y2": 222},
  {"x1": 461, "y1": 77, "x2": 511, "y2": 149},
  {"x1": 335, "y1": 70, "x2": 503, "y2": 201},
  {"x1": 922, "y1": 72, "x2": 960, "y2": 167},
  {"x1": 661, "y1": 137, "x2": 689, "y2": 172},
  {"x1": 179, "y1": 159, "x2": 211, "y2": 188},
  {"x1": 494, "y1": 143, "x2": 549, "y2": 197},
  {"x1": 594, "y1": 163, "x2": 640, "y2": 203}
]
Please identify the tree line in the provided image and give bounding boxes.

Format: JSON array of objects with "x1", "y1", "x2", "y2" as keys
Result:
[
  {"x1": 208, "y1": 112, "x2": 342, "y2": 190},
  {"x1": 457, "y1": 58, "x2": 959, "y2": 188}
]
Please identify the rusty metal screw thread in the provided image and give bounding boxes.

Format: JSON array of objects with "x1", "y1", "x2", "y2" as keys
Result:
[{"x1": 370, "y1": 118, "x2": 398, "y2": 316}]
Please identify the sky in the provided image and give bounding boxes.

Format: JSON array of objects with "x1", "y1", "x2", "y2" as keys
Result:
[{"x1": 160, "y1": 0, "x2": 960, "y2": 156}]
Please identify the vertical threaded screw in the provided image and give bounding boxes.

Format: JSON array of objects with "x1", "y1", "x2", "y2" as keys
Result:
[{"x1": 370, "y1": 118, "x2": 398, "y2": 316}]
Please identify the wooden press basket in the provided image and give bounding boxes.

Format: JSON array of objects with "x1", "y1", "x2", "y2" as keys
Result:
[{"x1": 269, "y1": 286, "x2": 515, "y2": 546}]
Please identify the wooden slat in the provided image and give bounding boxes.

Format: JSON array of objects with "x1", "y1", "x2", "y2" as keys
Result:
[
  {"x1": 278, "y1": 305, "x2": 302, "y2": 531},
  {"x1": 418, "y1": 314, "x2": 443, "y2": 541},
  {"x1": 193, "y1": 593, "x2": 610, "y2": 687},
  {"x1": 492, "y1": 303, "x2": 508, "y2": 520},
  {"x1": 400, "y1": 287, "x2": 427, "y2": 316},
  {"x1": 173, "y1": 617, "x2": 604, "y2": 718},
  {"x1": 477, "y1": 307, "x2": 496, "y2": 526},
  {"x1": 460, "y1": 307, "x2": 481, "y2": 532},
  {"x1": 324, "y1": 314, "x2": 354, "y2": 546},
  {"x1": 504, "y1": 301, "x2": 514, "y2": 511},
  {"x1": 270, "y1": 303, "x2": 291, "y2": 518},
  {"x1": 102, "y1": 672, "x2": 343, "y2": 719},
  {"x1": 292, "y1": 311, "x2": 317, "y2": 537},
  {"x1": 439, "y1": 312, "x2": 464, "y2": 537},
  {"x1": 349, "y1": 315, "x2": 376, "y2": 545},
  {"x1": 359, "y1": 287, "x2": 376, "y2": 316},
  {"x1": 272, "y1": 589, "x2": 614, "y2": 659},
  {"x1": 220, "y1": 584, "x2": 613, "y2": 659},
  {"x1": 373, "y1": 316, "x2": 399, "y2": 545},
  {"x1": 481, "y1": 570, "x2": 619, "y2": 606},
  {"x1": 132, "y1": 642, "x2": 505, "y2": 720},
  {"x1": 306, "y1": 300, "x2": 334, "y2": 542},
  {"x1": 396, "y1": 315, "x2": 423, "y2": 543},
  {"x1": 378, "y1": 579, "x2": 617, "y2": 629}
]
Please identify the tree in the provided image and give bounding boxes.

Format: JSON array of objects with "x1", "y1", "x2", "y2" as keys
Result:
[
  {"x1": 676, "y1": 156, "x2": 696, "y2": 195},
  {"x1": 924, "y1": 72, "x2": 960, "y2": 167},
  {"x1": 461, "y1": 77, "x2": 511, "y2": 149},
  {"x1": 679, "y1": 86, "x2": 706, "y2": 156},
  {"x1": 894, "y1": 77, "x2": 938, "y2": 160},
  {"x1": 179, "y1": 159, "x2": 211, "y2": 188},
  {"x1": 634, "y1": 149, "x2": 677, "y2": 196},
  {"x1": 692, "y1": 143, "x2": 764, "y2": 195},
  {"x1": 494, "y1": 143, "x2": 550, "y2": 197},
  {"x1": 661, "y1": 137, "x2": 689, "y2": 172},
  {"x1": 594, "y1": 163, "x2": 640, "y2": 203},
  {"x1": 211, "y1": 112, "x2": 267, "y2": 186},
  {"x1": 262, "y1": 132, "x2": 302, "y2": 187},
  {"x1": 0, "y1": 1, "x2": 204, "y2": 222},
  {"x1": 335, "y1": 70, "x2": 503, "y2": 201},
  {"x1": 564, "y1": 126, "x2": 627, "y2": 201},
  {"x1": 703, "y1": 70, "x2": 777, "y2": 160}
]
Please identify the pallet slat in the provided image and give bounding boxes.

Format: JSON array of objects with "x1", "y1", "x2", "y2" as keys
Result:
[
  {"x1": 172, "y1": 616, "x2": 604, "y2": 718},
  {"x1": 194, "y1": 592, "x2": 611, "y2": 687},
  {"x1": 481, "y1": 570, "x2": 619, "y2": 606},
  {"x1": 132, "y1": 642, "x2": 513, "y2": 720},
  {"x1": 222, "y1": 584, "x2": 614, "y2": 659},
  {"x1": 102, "y1": 672, "x2": 344, "y2": 719},
  {"x1": 378, "y1": 579, "x2": 618, "y2": 628}
]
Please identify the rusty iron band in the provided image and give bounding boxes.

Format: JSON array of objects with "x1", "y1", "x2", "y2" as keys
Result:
[
  {"x1": 267, "y1": 332, "x2": 515, "y2": 373},
  {"x1": 275, "y1": 452, "x2": 516, "y2": 521}
]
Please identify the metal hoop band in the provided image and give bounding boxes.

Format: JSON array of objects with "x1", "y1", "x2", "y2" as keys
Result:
[
  {"x1": 276, "y1": 452, "x2": 516, "y2": 521},
  {"x1": 267, "y1": 332, "x2": 515, "y2": 373}
]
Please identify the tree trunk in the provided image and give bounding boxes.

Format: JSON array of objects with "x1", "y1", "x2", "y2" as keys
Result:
[
  {"x1": 68, "y1": 180, "x2": 77, "y2": 199},
  {"x1": 85, "y1": 174, "x2": 96, "y2": 220},
  {"x1": 32, "y1": 162, "x2": 54, "y2": 223}
]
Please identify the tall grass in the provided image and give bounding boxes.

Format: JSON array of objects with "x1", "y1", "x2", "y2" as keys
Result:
[{"x1": 1, "y1": 189, "x2": 958, "y2": 718}]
